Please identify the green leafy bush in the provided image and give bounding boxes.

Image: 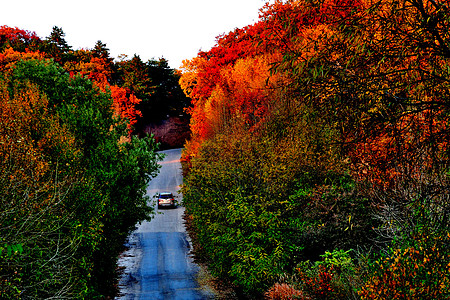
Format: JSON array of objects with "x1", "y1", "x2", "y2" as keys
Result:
[
  {"x1": 296, "y1": 249, "x2": 359, "y2": 299},
  {"x1": 182, "y1": 135, "x2": 307, "y2": 296}
]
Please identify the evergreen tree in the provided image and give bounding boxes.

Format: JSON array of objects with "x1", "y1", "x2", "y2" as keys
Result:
[
  {"x1": 46, "y1": 26, "x2": 71, "y2": 52},
  {"x1": 43, "y1": 26, "x2": 72, "y2": 62}
]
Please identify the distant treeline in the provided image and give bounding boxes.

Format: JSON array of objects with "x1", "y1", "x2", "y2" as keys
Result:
[{"x1": 0, "y1": 25, "x2": 191, "y2": 135}]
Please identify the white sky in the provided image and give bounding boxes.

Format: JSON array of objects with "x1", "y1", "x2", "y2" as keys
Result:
[{"x1": 1, "y1": 0, "x2": 272, "y2": 69}]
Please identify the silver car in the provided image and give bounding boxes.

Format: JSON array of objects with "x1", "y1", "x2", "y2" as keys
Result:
[{"x1": 157, "y1": 192, "x2": 176, "y2": 209}]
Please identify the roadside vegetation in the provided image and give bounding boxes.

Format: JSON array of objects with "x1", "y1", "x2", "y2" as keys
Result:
[
  {"x1": 0, "y1": 26, "x2": 187, "y2": 298},
  {"x1": 180, "y1": 0, "x2": 450, "y2": 298}
]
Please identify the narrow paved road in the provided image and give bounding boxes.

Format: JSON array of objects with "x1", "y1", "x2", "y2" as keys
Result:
[{"x1": 116, "y1": 148, "x2": 215, "y2": 300}]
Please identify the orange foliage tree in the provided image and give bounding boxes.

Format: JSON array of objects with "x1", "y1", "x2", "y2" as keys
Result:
[
  {"x1": 0, "y1": 47, "x2": 43, "y2": 73},
  {"x1": 62, "y1": 49, "x2": 143, "y2": 132},
  {"x1": 0, "y1": 25, "x2": 41, "y2": 52}
]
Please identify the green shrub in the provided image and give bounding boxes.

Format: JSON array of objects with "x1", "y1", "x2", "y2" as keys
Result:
[{"x1": 296, "y1": 249, "x2": 359, "y2": 299}]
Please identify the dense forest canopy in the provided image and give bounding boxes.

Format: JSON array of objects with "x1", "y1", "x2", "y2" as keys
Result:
[{"x1": 180, "y1": 0, "x2": 450, "y2": 298}]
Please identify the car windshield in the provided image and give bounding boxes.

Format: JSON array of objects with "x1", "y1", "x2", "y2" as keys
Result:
[{"x1": 160, "y1": 193, "x2": 173, "y2": 199}]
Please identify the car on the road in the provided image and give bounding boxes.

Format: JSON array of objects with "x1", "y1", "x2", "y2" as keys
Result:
[{"x1": 157, "y1": 192, "x2": 176, "y2": 209}]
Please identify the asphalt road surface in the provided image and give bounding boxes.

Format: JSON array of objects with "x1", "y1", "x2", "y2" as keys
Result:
[{"x1": 116, "y1": 148, "x2": 215, "y2": 300}]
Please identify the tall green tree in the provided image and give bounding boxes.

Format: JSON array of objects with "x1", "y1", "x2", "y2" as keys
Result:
[
  {"x1": 43, "y1": 26, "x2": 72, "y2": 63},
  {"x1": 135, "y1": 58, "x2": 190, "y2": 127},
  {"x1": 46, "y1": 26, "x2": 71, "y2": 52},
  {"x1": 116, "y1": 54, "x2": 153, "y2": 98}
]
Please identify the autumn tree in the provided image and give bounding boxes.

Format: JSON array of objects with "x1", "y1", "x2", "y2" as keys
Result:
[{"x1": 0, "y1": 25, "x2": 41, "y2": 52}]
